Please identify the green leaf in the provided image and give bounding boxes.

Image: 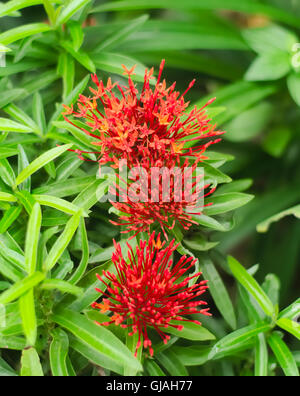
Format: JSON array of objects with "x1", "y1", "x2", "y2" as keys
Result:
[
  {"x1": 145, "y1": 360, "x2": 166, "y2": 376},
  {"x1": 0, "y1": 158, "x2": 16, "y2": 187},
  {"x1": 48, "y1": 75, "x2": 90, "y2": 132},
  {"x1": 4, "y1": 104, "x2": 38, "y2": 133},
  {"x1": 276, "y1": 318, "x2": 300, "y2": 341},
  {"x1": 200, "y1": 255, "x2": 237, "y2": 330},
  {"x1": 69, "y1": 334, "x2": 124, "y2": 375},
  {"x1": 189, "y1": 213, "x2": 235, "y2": 232},
  {"x1": 0, "y1": 118, "x2": 32, "y2": 133},
  {"x1": 33, "y1": 194, "x2": 87, "y2": 217},
  {"x1": 183, "y1": 235, "x2": 219, "y2": 252},
  {"x1": 204, "y1": 193, "x2": 254, "y2": 216},
  {"x1": 156, "y1": 350, "x2": 188, "y2": 376},
  {"x1": 0, "y1": 1, "x2": 55, "y2": 17},
  {"x1": 56, "y1": 0, "x2": 90, "y2": 26},
  {"x1": 24, "y1": 203, "x2": 41, "y2": 274},
  {"x1": 210, "y1": 322, "x2": 272, "y2": 360},
  {"x1": 0, "y1": 241, "x2": 25, "y2": 271},
  {"x1": 0, "y1": 23, "x2": 51, "y2": 45},
  {"x1": 0, "y1": 357, "x2": 18, "y2": 376},
  {"x1": 171, "y1": 346, "x2": 211, "y2": 367},
  {"x1": 51, "y1": 309, "x2": 142, "y2": 373},
  {"x1": 18, "y1": 145, "x2": 31, "y2": 191},
  {"x1": 49, "y1": 328, "x2": 70, "y2": 377},
  {"x1": 0, "y1": 206, "x2": 22, "y2": 234},
  {"x1": 68, "y1": 217, "x2": 89, "y2": 285},
  {"x1": 60, "y1": 41, "x2": 96, "y2": 73},
  {"x1": 287, "y1": 73, "x2": 300, "y2": 106},
  {"x1": 67, "y1": 20, "x2": 84, "y2": 51},
  {"x1": 52, "y1": 120, "x2": 95, "y2": 148},
  {"x1": 91, "y1": 53, "x2": 149, "y2": 83},
  {"x1": 164, "y1": 321, "x2": 215, "y2": 341},
  {"x1": 92, "y1": 0, "x2": 300, "y2": 28},
  {"x1": 0, "y1": 192, "x2": 16, "y2": 203},
  {"x1": 94, "y1": 14, "x2": 149, "y2": 52},
  {"x1": 15, "y1": 144, "x2": 72, "y2": 187},
  {"x1": 0, "y1": 272, "x2": 45, "y2": 305},
  {"x1": 257, "y1": 204, "x2": 300, "y2": 233},
  {"x1": 245, "y1": 52, "x2": 291, "y2": 81},
  {"x1": 41, "y1": 279, "x2": 83, "y2": 296},
  {"x1": 0, "y1": 335, "x2": 26, "y2": 350},
  {"x1": 33, "y1": 176, "x2": 95, "y2": 198},
  {"x1": 262, "y1": 126, "x2": 292, "y2": 158},
  {"x1": 0, "y1": 254, "x2": 23, "y2": 282},
  {"x1": 268, "y1": 332, "x2": 299, "y2": 376},
  {"x1": 242, "y1": 24, "x2": 298, "y2": 54},
  {"x1": 113, "y1": 20, "x2": 247, "y2": 52},
  {"x1": 57, "y1": 52, "x2": 75, "y2": 100},
  {"x1": 255, "y1": 334, "x2": 268, "y2": 377},
  {"x1": 0, "y1": 89, "x2": 27, "y2": 109},
  {"x1": 216, "y1": 179, "x2": 253, "y2": 194},
  {"x1": 32, "y1": 92, "x2": 46, "y2": 136},
  {"x1": 0, "y1": 147, "x2": 19, "y2": 160},
  {"x1": 43, "y1": 213, "x2": 81, "y2": 272},
  {"x1": 19, "y1": 290, "x2": 37, "y2": 346},
  {"x1": 194, "y1": 80, "x2": 277, "y2": 126},
  {"x1": 224, "y1": 102, "x2": 273, "y2": 142},
  {"x1": 279, "y1": 298, "x2": 300, "y2": 321},
  {"x1": 15, "y1": 191, "x2": 36, "y2": 215},
  {"x1": 20, "y1": 347, "x2": 43, "y2": 376},
  {"x1": 228, "y1": 256, "x2": 275, "y2": 318}
]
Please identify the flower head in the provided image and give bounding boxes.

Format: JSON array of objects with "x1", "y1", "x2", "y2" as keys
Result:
[
  {"x1": 92, "y1": 233, "x2": 210, "y2": 357},
  {"x1": 110, "y1": 159, "x2": 216, "y2": 239},
  {"x1": 63, "y1": 60, "x2": 224, "y2": 168}
]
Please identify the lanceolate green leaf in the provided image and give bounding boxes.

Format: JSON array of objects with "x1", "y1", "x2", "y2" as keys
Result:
[
  {"x1": 41, "y1": 279, "x2": 83, "y2": 296},
  {"x1": 19, "y1": 290, "x2": 37, "y2": 346},
  {"x1": 20, "y1": 347, "x2": 44, "y2": 376},
  {"x1": 164, "y1": 321, "x2": 215, "y2": 341},
  {"x1": 276, "y1": 318, "x2": 300, "y2": 341},
  {"x1": 228, "y1": 256, "x2": 275, "y2": 318},
  {"x1": 33, "y1": 195, "x2": 88, "y2": 217},
  {"x1": 200, "y1": 255, "x2": 237, "y2": 330},
  {"x1": 204, "y1": 193, "x2": 254, "y2": 216},
  {"x1": 56, "y1": 0, "x2": 90, "y2": 26},
  {"x1": 257, "y1": 205, "x2": 300, "y2": 233},
  {"x1": 0, "y1": 206, "x2": 22, "y2": 234},
  {"x1": 51, "y1": 309, "x2": 142, "y2": 373},
  {"x1": 0, "y1": 272, "x2": 45, "y2": 305},
  {"x1": 15, "y1": 144, "x2": 72, "y2": 187},
  {"x1": 255, "y1": 334, "x2": 268, "y2": 377},
  {"x1": 210, "y1": 322, "x2": 272, "y2": 360},
  {"x1": 43, "y1": 213, "x2": 81, "y2": 272},
  {"x1": 24, "y1": 203, "x2": 41, "y2": 274},
  {"x1": 0, "y1": 23, "x2": 51, "y2": 45},
  {"x1": 268, "y1": 332, "x2": 299, "y2": 377},
  {"x1": 49, "y1": 329, "x2": 70, "y2": 377}
]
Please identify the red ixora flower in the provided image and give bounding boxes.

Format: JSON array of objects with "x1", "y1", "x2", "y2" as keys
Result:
[
  {"x1": 63, "y1": 60, "x2": 224, "y2": 168},
  {"x1": 110, "y1": 160, "x2": 216, "y2": 239},
  {"x1": 91, "y1": 233, "x2": 211, "y2": 357}
]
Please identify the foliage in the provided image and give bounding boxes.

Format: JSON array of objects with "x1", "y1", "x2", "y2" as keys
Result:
[{"x1": 0, "y1": 0, "x2": 299, "y2": 377}]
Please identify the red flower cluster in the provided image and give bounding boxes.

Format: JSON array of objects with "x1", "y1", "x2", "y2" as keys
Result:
[
  {"x1": 63, "y1": 60, "x2": 223, "y2": 237},
  {"x1": 92, "y1": 233, "x2": 210, "y2": 357},
  {"x1": 111, "y1": 160, "x2": 216, "y2": 239},
  {"x1": 63, "y1": 60, "x2": 223, "y2": 169}
]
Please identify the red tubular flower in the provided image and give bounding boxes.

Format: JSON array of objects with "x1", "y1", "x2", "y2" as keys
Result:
[
  {"x1": 110, "y1": 159, "x2": 216, "y2": 239},
  {"x1": 63, "y1": 60, "x2": 224, "y2": 168},
  {"x1": 91, "y1": 233, "x2": 211, "y2": 357}
]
